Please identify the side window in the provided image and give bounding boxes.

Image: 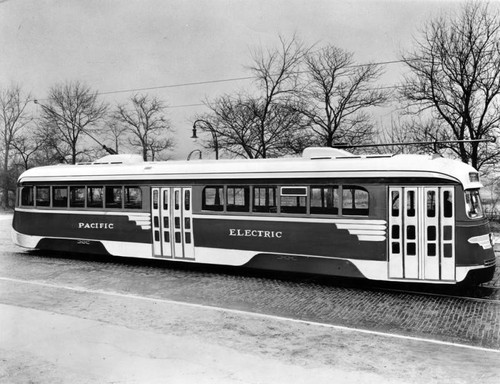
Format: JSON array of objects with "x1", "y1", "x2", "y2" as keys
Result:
[
  {"x1": 391, "y1": 190, "x2": 400, "y2": 217},
  {"x1": 310, "y1": 186, "x2": 339, "y2": 215},
  {"x1": 406, "y1": 190, "x2": 416, "y2": 217},
  {"x1": 20, "y1": 186, "x2": 34, "y2": 207},
  {"x1": 175, "y1": 190, "x2": 180, "y2": 210},
  {"x1": 105, "y1": 186, "x2": 123, "y2": 209},
  {"x1": 125, "y1": 186, "x2": 142, "y2": 209},
  {"x1": 280, "y1": 186, "x2": 307, "y2": 214},
  {"x1": 227, "y1": 186, "x2": 249, "y2": 212},
  {"x1": 426, "y1": 190, "x2": 436, "y2": 217},
  {"x1": 52, "y1": 186, "x2": 68, "y2": 208},
  {"x1": 443, "y1": 190, "x2": 453, "y2": 218},
  {"x1": 36, "y1": 186, "x2": 50, "y2": 207},
  {"x1": 152, "y1": 189, "x2": 159, "y2": 210},
  {"x1": 70, "y1": 186, "x2": 85, "y2": 208},
  {"x1": 253, "y1": 186, "x2": 277, "y2": 213},
  {"x1": 202, "y1": 186, "x2": 224, "y2": 211},
  {"x1": 184, "y1": 189, "x2": 190, "y2": 211},
  {"x1": 163, "y1": 189, "x2": 169, "y2": 210},
  {"x1": 87, "y1": 186, "x2": 104, "y2": 208},
  {"x1": 342, "y1": 186, "x2": 369, "y2": 216}
]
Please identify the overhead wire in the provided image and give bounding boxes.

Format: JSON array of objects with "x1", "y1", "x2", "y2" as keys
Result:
[
  {"x1": 97, "y1": 76, "x2": 255, "y2": 96},
  {"x1": 32, "y1": 59, "x2": 409, "y2": 109},
  {"x1": 96, "y1": 58, "x2": 409, "y2": 99}
]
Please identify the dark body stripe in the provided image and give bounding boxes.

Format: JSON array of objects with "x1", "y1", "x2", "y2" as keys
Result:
[
  {"x1": 243, "y1": 253, "x2": 366, "y2": 278},
  {"x1": 13, "y1": 210, "x2": 151, "y2": 243},
  {"x1": 455, "y1": 219, "x2": 495, "y2": 266},
  {"x1": 193, "y1": 218, "x2": 386, "y2": 261}
]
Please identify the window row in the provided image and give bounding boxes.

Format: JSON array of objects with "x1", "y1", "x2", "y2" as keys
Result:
[
  {"x1": 390, "y1": 190, "x2": 454, "y2": 218},
  {"x1": 19, "y1": 185, "x2": 143, "y2": 210},
  {"x1": 202, "y1": 185, "x2": 369, "y2": 216},
  {"x1": 152, "y1": 189, "x2": 191, "y2": 211}
]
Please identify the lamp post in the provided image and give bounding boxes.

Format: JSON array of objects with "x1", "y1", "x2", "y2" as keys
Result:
[
  {"x1": 33, "y1": 99, "x2": 117, "y2": 155},
  {"x1": 187, "y1": 149, "x2": 202, "y2": 160},
  {"x1": 192, "y1": 119, "x2": 219, "y2": 160}
]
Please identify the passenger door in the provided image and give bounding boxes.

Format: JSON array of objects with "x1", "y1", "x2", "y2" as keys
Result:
[
  {"x1": 152, "y1": 187, "x2": 194, "y2": 259},
  {"x1": 388, "y1": 186, "x2": 455, "y2": 281}
]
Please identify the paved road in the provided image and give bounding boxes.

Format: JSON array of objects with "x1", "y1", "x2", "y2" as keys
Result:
[{"x1": 1, "y1": 214, "x2": 499, "y2": 383}]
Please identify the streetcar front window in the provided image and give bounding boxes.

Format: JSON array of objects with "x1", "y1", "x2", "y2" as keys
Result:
[{"x1": 465, "y1": 189, "x2": 484, "y2": 219}]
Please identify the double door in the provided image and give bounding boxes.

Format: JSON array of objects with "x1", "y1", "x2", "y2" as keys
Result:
[
  {"x1": 152, "y1": 187, "x2": 194, "y2": 259},
  {"x1": 388, "y1": 186, "x2": 455, "y2": 281}
]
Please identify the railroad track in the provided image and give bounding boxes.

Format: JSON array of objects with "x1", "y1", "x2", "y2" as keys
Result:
[
  {"x1": 289, "y1": 270, "x2": 500, "y2": 304},
  {"x1": 10, "y1": 248, "x2": 500, "y2": 307},
  {"x1": 368, "y1": 284, "x2": 500, "y2": 304}
]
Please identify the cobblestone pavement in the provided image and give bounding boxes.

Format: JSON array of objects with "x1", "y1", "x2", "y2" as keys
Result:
[
  {"x1": 1, "y1": 215, "x2": 499, "y2": 351},
  {"x1": 2, "y1": 279, "x2": 499, "y2": 384},
  {"x1": 487, "y1": 242, "x2": 500, "y2": 288}
]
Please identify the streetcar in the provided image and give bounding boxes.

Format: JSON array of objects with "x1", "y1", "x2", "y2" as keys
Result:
[{"x1": 11, "y1": 147, "x2": 496, "y2": 285}]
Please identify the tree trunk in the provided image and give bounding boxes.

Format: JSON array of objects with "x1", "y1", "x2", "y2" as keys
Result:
[{"x1": 2, "y1": 148, "x2": 9, "y2": 208}]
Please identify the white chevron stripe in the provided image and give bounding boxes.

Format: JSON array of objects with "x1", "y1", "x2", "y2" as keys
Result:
[
  {"x1": 468, "y1": 234, "x2": 492, "y2": 249},
  {"x1": 336, "y1": 221, "x2": 387, "y2": 241}
]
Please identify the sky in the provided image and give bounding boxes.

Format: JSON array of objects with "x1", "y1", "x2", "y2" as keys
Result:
[{"x1": 0, "y1": 0, "x2": 484, "y2": 159}]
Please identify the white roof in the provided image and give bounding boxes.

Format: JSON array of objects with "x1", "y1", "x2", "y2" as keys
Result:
[{"x1": 17, "y1": 148, "x2": 482, "y2": 190}]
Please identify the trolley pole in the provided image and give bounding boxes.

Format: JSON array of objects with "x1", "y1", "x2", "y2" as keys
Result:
[
  {"x1": 333, "y1": 138, "x2": 496, "y2": 150},
  {"x1": 33, "y1": 99, "x2": 117, "y2": 155}
]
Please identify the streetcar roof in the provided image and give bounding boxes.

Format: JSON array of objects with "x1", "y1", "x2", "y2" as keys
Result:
[{"x1": 17, "y1": 148, "x2": 482, "y2": 189}]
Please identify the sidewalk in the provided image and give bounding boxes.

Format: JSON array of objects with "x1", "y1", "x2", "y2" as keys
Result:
[
  {"x1": 1, "y1": 292, "x2": 500, "y2": 384},
  {"x1": 0, "y1": 303, "x2": 406, "y2": 384}
]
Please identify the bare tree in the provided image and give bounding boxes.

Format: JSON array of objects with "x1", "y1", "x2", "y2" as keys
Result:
[
  {"x1": 113, "y1": 94, "x2": 174, "y2": 161},
  {"x1": 37, "y1": 81, "x2": 108, "y2": 164},
  {"x1": 376, "y1": 117, "x2": 446, "y2": 155},
  {"x1": 400, "y1": 1, "x2": 500, "y2": 170},
  {"x1": 103, "y1": 118, "x2": 129, "y2": 154},
  {"x1": 247, "y1": 34, "x2": 309, "y2": 158},
  {"x1": 200, "y1": 35, "x2": 310, "y2": 159},
  {"x1": 200, "y1": 95, "x2": 259, "y2": 159},
  {"x1": 299, "y1": 45, "x2": 388, "y2": 147},
  {"x1": 0, "y1": 85, "x2": 31, "y2": 208},
  {"x1": 29, "y1": 122, "x2": 70, "y2": 165},
  {"x1": 202, "y1": 92, "x2": 310, "y2": 159},
  {"x1": 11, "y1": 131, "x2": 45, "y2": 170}
]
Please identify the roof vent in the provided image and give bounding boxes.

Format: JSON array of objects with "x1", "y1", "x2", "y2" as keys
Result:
[
  {"x1": 92, "y1": 154, "x2": 144, "y2": 165},
  {"x1": 302, "y1": 147, "x2": 355, "y2": 159}
]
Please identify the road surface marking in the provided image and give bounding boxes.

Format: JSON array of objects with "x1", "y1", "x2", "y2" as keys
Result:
[{"x1": 1, "y1": 276, "x2": 498, "y2": 354}]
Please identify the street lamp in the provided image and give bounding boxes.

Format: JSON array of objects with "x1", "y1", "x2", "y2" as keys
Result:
[
  {"x1": 187, "y1": 149, "x2": 202, "y2": 160},
  {"x1": 190, "y1": 126, "x2": 198, "y2": 139},
  {"x1": 33, "y1": 99, "x2": 118, "y2": 155},
  {"x1": 192, "y1": 119, "x2": 219, "y2": 160}
]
